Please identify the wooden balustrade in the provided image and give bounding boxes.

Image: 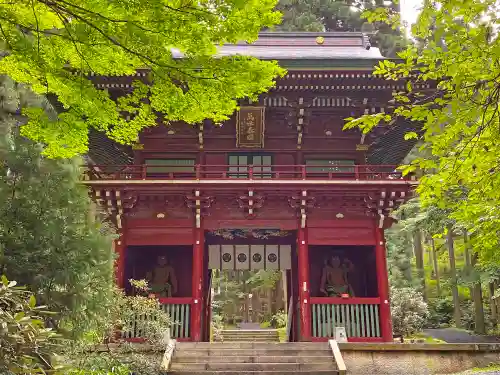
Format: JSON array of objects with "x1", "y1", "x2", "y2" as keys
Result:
[
  {"x1": 84, "y1": 164, "x2": 409, "y2": 182},
  {"x1": 122, "y1": 297, "x2": 192, "y2": 341},
  {"x1": 310, "y1": 297, "x2": 381, "y2": 341}
]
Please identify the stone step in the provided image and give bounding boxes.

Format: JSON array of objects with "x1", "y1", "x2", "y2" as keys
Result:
[
  {"x1": 170, "y1": 362, "x2": 335, "y2": 371},
  {"x1": 176, "y1": 349, "x2": 332, "y2": 357},
  {"x1": 220, "y1": 337, "x2": 278, "y2": 339},
  {"x1": 221, "y1": 332, "x2": 279, "y2": 337},
  {"x1": 221, "y1": 332, "x2": 278, "y2": 337},
  {"x1": 219, "y1": 337, "x2": 279, "y2": 340},
  {"x1": 220, "y1": 334, "x2": 279, "y2": 339},
  {"x1": 170, "y1": 371, "x2": 339, "y2": 375},
  {"x1": 221, "y1": 329, "x2": 277, "y2": 332},
  {"x1": 176, "y1": 342, "x2": 328, "y2": 349},
  {"x1": 174, "y1": 355, "x2": 334, "y2": 364},
  {"x1": 221, "y1": 330, "x2": 277, "y2": 334},
  {"x1": 220, "y1": 335, "x2": 278, "y2": 338},
  {"x1": 220, "y1": 333, "x2": 279, "y2": 336},
  {"x1": 171, "y1": 342, "x2": 337, "y2": 375},
  {"x1": 218, "y1": 339, "x2": 279, "y2": 342}
]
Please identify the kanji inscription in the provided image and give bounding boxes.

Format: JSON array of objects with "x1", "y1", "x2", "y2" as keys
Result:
[{"x1": 236, "y1": 107, "x2": 265, "y2": 148}]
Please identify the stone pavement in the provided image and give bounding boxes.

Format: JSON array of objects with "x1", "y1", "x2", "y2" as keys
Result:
[{"x1": 424, "y1": 328, "x2": 500, "y2": 343}]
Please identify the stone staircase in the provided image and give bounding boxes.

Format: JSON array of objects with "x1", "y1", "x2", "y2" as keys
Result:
[
  {"x1": 220, "y1": 329, "x2": 280, "y2": 342},
  {"x1": 169, "y1": 342, "x2": 339, "y2": 375}
]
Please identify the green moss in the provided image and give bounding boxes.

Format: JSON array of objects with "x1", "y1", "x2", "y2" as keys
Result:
[
  {"x1": 260, "y1": 321, "x2": 271, "y2": 329},
  {"x1": 443, "y1": 364, "x2": 500, "y2": 374},
  {"x1": 409, "y1": 332, "x2": 446, "y2": 344},
  {"x1": 470, "y1": 364, "x2": 500, "y2": 373},
  {"x1": 277, "y1": 327, "x2": 287, "y2": 342}
]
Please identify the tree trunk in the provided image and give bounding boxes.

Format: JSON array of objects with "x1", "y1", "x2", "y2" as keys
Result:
[
  {"x1": 413, "y1": 230, "x2": 426, "y2": 300},
  {"x1": 464, "y1": 231, "x2": 474, "y2": 300},
  {"x1": 430, "y1": 237, "x2": 441, "y2": 297},
  {"x1": 447, "y1": 225, "x2": 461, "y2": 327},
  {"x1": 471, "y1": 253, "x2": 486, "y2": 334},
  {"x1": 490, "y1": 282, "x2": 498, "y2": 327}
]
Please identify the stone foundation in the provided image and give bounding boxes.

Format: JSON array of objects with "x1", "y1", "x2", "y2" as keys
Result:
[{"x1": 339, "y1": 343, "x2": 500, "y2": 375}]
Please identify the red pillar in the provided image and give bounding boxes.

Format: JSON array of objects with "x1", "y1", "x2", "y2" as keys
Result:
[
  {"x1": 297, "y1": 227, "x2": 311, "y2": 341},
  {"x1": 375, "y1": 226, "x2": 393, "y2": 342},
  {"x1": 191, "y1": 226, "x2": 204, "y2": 341},
  {"x1": 115, "y1": 232, "x2": 126, "y2": 288}
]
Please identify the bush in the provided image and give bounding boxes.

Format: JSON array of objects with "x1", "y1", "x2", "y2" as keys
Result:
[
  {"x1": 459, "y1": 299, "x2": 492, "y2": 332},
  {"x1": 426, "y1": 296, "x2": 492, "y2": 332},
  {"x1": 391, "y1": 286, "x2": 429, "y2": 336},
  {"x1": 211, "y1": 314, "x2": 224, "y2": 342},
  {"x1": 426, "y1": 297, "x2": 454, "y2": 328},
  {"x1": 64, "y1": 279, "x2": 171, "y2": 375},
  {"x1": 269, "y1": 310, "x2": 287, "y2": 329},
  {"x1": 0, "y1": 275, "x2": 59, "y2": 374}
]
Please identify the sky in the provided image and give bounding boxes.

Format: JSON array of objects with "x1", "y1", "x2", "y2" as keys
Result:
[{"x1": 400, "y1": 0, "x2": 422, "y2": 29}]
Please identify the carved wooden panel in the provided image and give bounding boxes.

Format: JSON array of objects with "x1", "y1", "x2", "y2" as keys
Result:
[
  {"x1": 127, "y1": 227, "x2": 193, "y2": 245},
  {"x1": 308, "y1": 227, "x2": 375, "y2": 245},
  {"x1": 125, "y1": 193, "x2": 191, "y2": 220}
]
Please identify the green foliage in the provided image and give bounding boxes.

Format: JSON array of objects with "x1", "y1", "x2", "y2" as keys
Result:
[
  {"x1": 459, "y1": 300, "x2": 492, "y2": 332},
  {"x1": 211, "y1": 313, "x2": 224, "y2": 342},
  {"x1": 0, "y1": 275, "x2": 59, "y2": 374},
  {"x1": 0, "y1": 77, "x2": 117, "y2": 338},
  {"x1": 426, "y1": 297, "x2": 454, "y2": 328},
  {"x1": 246, "y1": 270, "x2": 282, "y2": 290},
  {"x1": 391, "y1": 286, "x2": 429, "y2": 336},
  {"x1": 346, "y1": 0, "x2": 500, "y2": 267},
  {"x1": 0, "y1": 78, "x2": 170, "y2": 375},
  {"x1": 269, "y1": 310, "x2": 287, "y2": 328},
  {"x1": 386, "y1": 223, "x2": 414, "y2": 287},
  {"x1": 67, "y1": 365, "x2": 131, "y2": 375},
  {"x1": 115, "y1": 279, "x2": 172, "y2": 344},
  {"x1": 64, "y1": 280, "x2": 171, "y2": 375},
  {"x1": 276, "y1": 0, "x2": 408, "y2": 57},
  {"x1": 0, "y1": 0, "x2": 285, "y2": 157},
  {"x1": 212, "y1": 269, "x2": 283, "y2": 324}
]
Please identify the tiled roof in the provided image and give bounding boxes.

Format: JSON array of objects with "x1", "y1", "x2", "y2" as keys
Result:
[
  {"x1": 367, "y1": 120, "x2": 420, "y2": 165},
  {"x1": 87, "y1": 129, "x2": 132, "y2": 166},
  {"x1": 171, "y1": 32, "x2": 383, "y2": 61}
]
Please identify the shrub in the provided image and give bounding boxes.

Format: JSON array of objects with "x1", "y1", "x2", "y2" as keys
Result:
[
  {"x1": 426, "y1": 297, "x2": 454, "y2": 328},
  {"x1": 391, "y1": 286, "x2": 429, "y2": 336},
  {"x1": 64, "y1": 279, "x2": 171, "y2": 375},
  {"x1": 269, "y1": 310, "x2": 287, "y2": 329},
  {"x1": 211, "y1": 313, "x2": 224, "y2": 342},
  {"x1": 0, "y1": 275, "x2": 60, "y2": 374}
]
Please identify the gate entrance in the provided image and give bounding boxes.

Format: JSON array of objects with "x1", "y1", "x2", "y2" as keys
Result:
[{"x1": 206, "y1": 229, "x2": 296, "y2": 340}]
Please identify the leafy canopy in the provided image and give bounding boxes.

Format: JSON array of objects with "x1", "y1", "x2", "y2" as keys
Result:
[
  {"x1": 345, "y1": 0, "x2": 500, "y2": 265},
  {"x1": 0, "y1": 0, "x2": 285, "y2": 157}
]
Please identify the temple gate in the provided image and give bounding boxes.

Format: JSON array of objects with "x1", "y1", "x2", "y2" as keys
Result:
[{"x1": 83, "y1": 32, "x2": 424, "y2": 342}]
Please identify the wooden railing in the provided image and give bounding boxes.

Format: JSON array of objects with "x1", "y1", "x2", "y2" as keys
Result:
[
  {"x1": 311, "y1": 297, "x2": 381, "y2": 341},
  {"x1": 84, "y1": 164, "x2": 411, "y2": 182},
  {"x1": 122, "y1": 297, "x2": 192, "y2": 340}
]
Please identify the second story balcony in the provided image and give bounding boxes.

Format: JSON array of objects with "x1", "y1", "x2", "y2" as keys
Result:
[{"x1": 83, "y1": 164, "x2": 416, "y2": 186}]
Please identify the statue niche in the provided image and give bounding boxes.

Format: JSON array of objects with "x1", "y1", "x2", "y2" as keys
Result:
[
  {"x1": 146, "y1": 255, "x2": 178, "y2": 297},
  {"x1": 319, "y1": 255, "x2": 355, "y2": 297}
]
